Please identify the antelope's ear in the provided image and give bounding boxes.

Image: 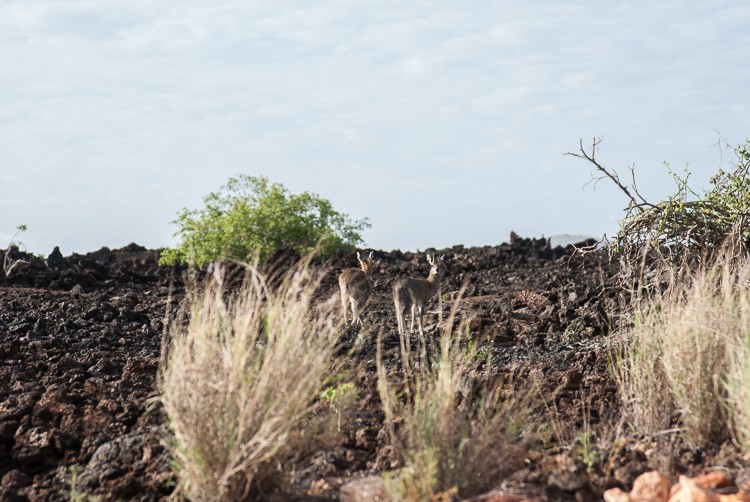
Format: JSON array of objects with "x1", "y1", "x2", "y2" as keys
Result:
[
  {"x1": 369, "y1": 251, "x2": 373, "y2": 260},
  {"x1": 426, "y1": 253, "x2": 433, "y2": 264},
  {"x1": 439, "y1": 254, "x2": 445, "y2": 262},
  {"x1": 357, "y1": 251, "x2": 361, "y2": 261}
]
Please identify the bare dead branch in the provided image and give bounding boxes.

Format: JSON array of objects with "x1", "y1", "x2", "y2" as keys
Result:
[
  {"x1": 565, "y1": 138, "x2": 640, "y2": 209},
  {"x1": 627, "y1": 164, "x2": 653, "y2": 207}
]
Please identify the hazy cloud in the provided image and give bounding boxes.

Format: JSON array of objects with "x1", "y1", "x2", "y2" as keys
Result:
[{"x1": 1, "y1": 0, "x2": 748, "y2": 253}]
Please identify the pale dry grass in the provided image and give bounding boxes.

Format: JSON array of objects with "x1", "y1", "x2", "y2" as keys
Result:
[
  {"x1": 378, "y1": 305, "x2": 538, "y2": 500},
  {"x1": 721, "y1": 262, "x2": 750, "y2": 448},
  {"x1": 614, "y1": 252, "x2": 750, "y2": 446},
  {"x1": 611, "y1": 297, "x2": 674, "y2": 437},
  {"x1": 659, "y1": 265, "x2": 732, "y2": 445},
  {"x1": 160, "y1": 258, "x2": 342, "y2": 501}
]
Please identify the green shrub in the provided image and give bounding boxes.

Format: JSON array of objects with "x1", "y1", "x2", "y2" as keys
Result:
[{"x1": 159, "y1": 175, "x2": 370, "y2": 267}]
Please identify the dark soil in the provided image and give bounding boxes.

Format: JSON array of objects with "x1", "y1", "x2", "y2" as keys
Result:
[{"x1": 0, "y1": 238, "x2": 743, "y2": 501}]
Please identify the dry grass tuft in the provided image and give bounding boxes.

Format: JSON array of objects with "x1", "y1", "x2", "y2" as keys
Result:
[
  {"x1": 613, "y1": 251, "x2": 750, "y2": 447},
  {"x1": 159, "y1": 257, "x2": 342, "y2": 501},
  {"x1": 721, "y1": 262, "x2": 750, "y2": 447},
  {"x1": 610, "y1": 292, "x2": 674, "y2": 437},
  {"x1": 378, "y1": 302, "x2": 538, "y2": 500}
]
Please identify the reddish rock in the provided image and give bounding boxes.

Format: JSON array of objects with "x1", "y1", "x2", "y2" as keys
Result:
[
  {"x1": 691, "y1": 472, "x2": 733, "y2": 491},
  {"x1": 1, "y1": 469, "x2": 30, "y2": 490},
  {"x1": 630, "y1": 471, "x2": 671, "y2": 502},
  {"x1": 603, "y1": 487, "x2": 632, "y2": 502},
  {"x1": 718, "y1": 494, "x2": 750, "y2": 502},
  {"x1": 668, "y1": 475, "x2": 720, "y2": 502}
]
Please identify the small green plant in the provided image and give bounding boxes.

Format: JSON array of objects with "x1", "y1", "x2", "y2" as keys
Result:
[
  {"x1": 159, "y1": 175, "x2": 370, "y2": 267},
  {"x1": 574, "y1": 430, "x2": 599, "y2": 473},
  {"x1": 464, "y1": 333, "x2": 492, "y2": 364},
  {"x1": 65, "y1": 465, "x2": 99, "y2": 502},
  {"x1": 320, "y1": 382, "x2": 358, "y2": 433}
]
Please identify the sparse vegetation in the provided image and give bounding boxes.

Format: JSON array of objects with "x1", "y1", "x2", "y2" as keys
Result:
[
  {"x1": 570, "y1": 137, "x2": 750, "y2": 442},
  {"x1": 159, "y1": 257, "x2": 343, "y2": 500},
  {"x1": 3, "y1": 224, "x2": 28, "y2": 276},
  {"x1": 568, "y1": 137, "x2": 750, "y2": 274},
  {"x1": 609, "y1": 251, "x2": 750, "y2": 451},
  {"x1": 718, "y1": 262, "x2": 750, "y2": 448},
  {"x1": 610, "y1": 306, "x2": 673, "y2": 437},
  {"x1": 320, "y1": 382, "x2": 358, "y2": 434},
  {"x1": 377, "y1": 307, "x2": 539, "y2": 500},
  {"x1": 11, "y1": 139, "x2": 750, "y2": 500},
  {"x1": 570, "y1": 137, "x2": 750, "y2": 493},
  {"x1": 66, "y1": 465, "x2": 99, "y2": 502},
  {"x1": 159, "y1": 174, "x2": 370, "y2": 267}
]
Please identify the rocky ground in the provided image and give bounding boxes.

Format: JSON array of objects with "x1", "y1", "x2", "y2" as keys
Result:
[{"x1": 0, "y1": 237, "x2": 746, "y2": 501}]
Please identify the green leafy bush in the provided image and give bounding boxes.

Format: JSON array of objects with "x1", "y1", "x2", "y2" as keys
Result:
[{"x1": 159, "y1": 175, "x2": 370, "y2": 267}]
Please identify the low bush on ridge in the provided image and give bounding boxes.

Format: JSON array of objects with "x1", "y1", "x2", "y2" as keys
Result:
[{"x1": 159, "y1": 174, "x2": 370, "y2": 267}]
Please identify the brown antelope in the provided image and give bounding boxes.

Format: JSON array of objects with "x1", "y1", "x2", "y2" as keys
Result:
[
  {"x1": 339, "y1": 251, "x2": 374, "y2": 326},
  {"x1": 393, "y1": 253, "x2": 444, "y2": 337}
]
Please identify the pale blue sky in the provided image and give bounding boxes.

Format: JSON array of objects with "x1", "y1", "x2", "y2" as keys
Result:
[{"x1": 1, "y1": 1, "x2": 749, "y2": 254}]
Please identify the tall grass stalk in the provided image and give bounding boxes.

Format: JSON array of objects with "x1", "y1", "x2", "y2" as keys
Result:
[
  {"x1": 659, "y1": 265, "x2": 732, "y2": 445},
  {"x1": 611, "y1": 297, "x2": 673, "y2": 437},
  {"x1": 160, "y1": 258, "x2": 341, "y2": 501},
  {"x1": 378, "y1": 304, "x2": 537, "y2": 500}
]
